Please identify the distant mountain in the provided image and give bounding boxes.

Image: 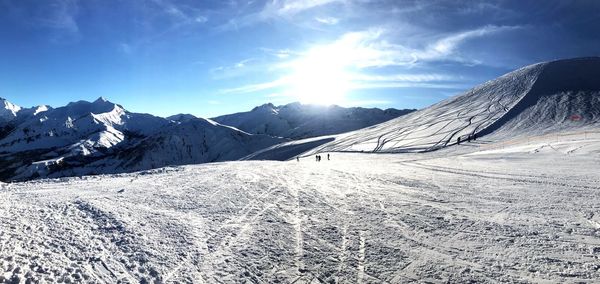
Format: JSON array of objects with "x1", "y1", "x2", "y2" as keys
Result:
[
  {"x1": 0, "y1": 98, "x2": 284, "y2": 181},
  {"x1": 212, "y1": 102, "x2": 415, "y2": 139},
  {"x1": 167, "y1": 113, "x2": 198, "y2": 123}
]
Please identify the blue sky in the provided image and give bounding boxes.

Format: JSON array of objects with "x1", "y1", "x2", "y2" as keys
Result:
[{"x1": 1, "y1": 0, "x2": 599, "y2": 118}]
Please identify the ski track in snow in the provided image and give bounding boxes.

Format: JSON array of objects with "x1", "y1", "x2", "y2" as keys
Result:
[{"x1": 1, "y1": 149, "x2": 600, "y2": 283}]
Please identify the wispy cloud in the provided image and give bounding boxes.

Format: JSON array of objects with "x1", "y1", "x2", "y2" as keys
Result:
[
  {"x1": 210, "y1": 58, "x2": 258, "y2": 79},
  {"x1": 27, "y1": 0, "x2": 81, "y2": 43},
  {"x1": 267, "y1": 0, "x2": 346, "y2": 16},
  {"x1": 351, "y1": 73, "x2": 456, "y2": 83},
  {"x1": 315, "y1": 16, "x2": 339, "y2": 25},
  {"x1": 152, "y1": 0, "x2": 209, "y2": 24},
  {"x1": 220, "y1": 24, "x2": 518, "y2": 95},
  {"x1": 217, "y1": 0, "x2": 346, "y2": 31},
  {"x1": 220, "y1": 77, "x2": 289, "y2": 94},
  {"x1": 307, "y1": 25, "x2": 520, "y2": 68},
  {"x1": 260, "y1": 48, "x2": 299, "y2": 59},
  {"x1": 219, "y1": 72, "x2": 460, "y2": 95},
  {"x1": 424, "y1": 25, "x2": 520, "y2": 60},
  {"x1": 118, "y1": 0, "x2": 210, "y2": 49}
]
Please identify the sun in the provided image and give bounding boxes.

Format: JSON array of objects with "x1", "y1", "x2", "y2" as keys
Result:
[{"x1": 286, "y1": 46, "x2": 352, "y2": 105}]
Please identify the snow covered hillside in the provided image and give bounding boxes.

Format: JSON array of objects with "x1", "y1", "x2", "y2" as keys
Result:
[
  {"x1": 0, "y1": 98, "x2": 284, "y2": 181},
  {"x1": 2, "y1": 136, "x2": 599, "y2": 283},
  {"x1": 307, "y1": 57, "x2": 600, "y2": 154},
  {"x1": 212, "y1": 102, "x2": 415, "y2": 139}
]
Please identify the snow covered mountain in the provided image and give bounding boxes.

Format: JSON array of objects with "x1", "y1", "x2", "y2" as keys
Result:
[
  {"x1": 212, "y1": 102, "x2": 415, "y2": 139},
  {"x1": 0, "y1": 98, "x2": 21, "y2": 122},
  {"x1": 306, "y1": 57, "x2": 600, "y2": 154},
  {"x1": 0, "y1": 98, "x2": 284, "y2": 181}
]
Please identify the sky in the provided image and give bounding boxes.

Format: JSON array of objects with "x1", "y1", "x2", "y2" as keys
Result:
[{"x1": 1, "y1": 0, "x2": 599, "y2": 118}]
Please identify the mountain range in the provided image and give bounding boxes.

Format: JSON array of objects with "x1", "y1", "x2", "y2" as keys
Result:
[
  {"x1": 3, "y1": 57, "x2": 599, "y2": 181},
  {"x1": 212, "y1": 103, "x2": 414, "y2": 139},
  {"x1": 0, "y1": 99, "x2": 410, "y2": 181}
]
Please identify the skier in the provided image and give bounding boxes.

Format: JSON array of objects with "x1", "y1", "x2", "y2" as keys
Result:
[
  {"x1": 327, "y1": 153, "x2": 330, "y2": 160},
  {"x1": 467, "y1": 135, "x2": 471, "y2": 142},
  {"x1": 457, "y1": 137, "x2": 461, "y2": 145},
  {"x1": 296, "y1": 156, "x2": 299, "y2": 162}
]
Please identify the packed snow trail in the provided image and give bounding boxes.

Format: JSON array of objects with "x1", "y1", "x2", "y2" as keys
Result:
[{"x1": 1, "y1": 149, "x2": 600, "y2": 283}]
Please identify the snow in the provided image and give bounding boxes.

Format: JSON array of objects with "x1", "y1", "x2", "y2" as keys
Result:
[
  {"x1": 310, "y1": 57, "x2": 600, "y2": 154},
  {"x1": 1, "y1": 137, "x2": 599, "y2": 283},
  {"x1": 0, "y1": 98, "x2": 21, "y2": 122}
]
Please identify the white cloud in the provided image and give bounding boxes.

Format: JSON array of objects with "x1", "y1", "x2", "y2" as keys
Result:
[
  {"x1": 217, "y1": 0, "x2": 345, "y2": 31},
  {"x1": 351, "y1": 73, "x2": 456, "y2": 83},
  {"x1": 220, "y1": 25, "x2": 518, "y2": 95},
  {"x1": 152, "y1": 0, "x2": 209, "y2": 26},
  {"x1": 425, "y1": 25, "x2": 519, "y2": 59},
  {"x1": 220, "y1": 77, "x2": 289, "y2": 94},
  {"x1": 299, "y1": 25, "x2": 520, "y2": 68},
  {"x1": 260, "y1": 48, "x2": 298, "y2": 59},
  {"x1": 315, "y1": 16, "x2": 339, "y2": 25},
  {"x1": 267, "y1": 0, "x2": 346, "y2": 16},
  {"x1": 195, "y1": 16, "x2": 209, "y2": 23},
  {"x1": 210, "y1": 58, "x2": 257, "y2": 79}
]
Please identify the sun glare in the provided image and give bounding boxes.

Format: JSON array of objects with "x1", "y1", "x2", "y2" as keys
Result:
[{"x1": 286, "y1": 46, "x2": 352, "y2": 105}]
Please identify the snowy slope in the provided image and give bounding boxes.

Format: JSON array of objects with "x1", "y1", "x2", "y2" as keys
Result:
[
  {"x1": 212, "y1": 102, "x2": 415, "y2": 139},
  {"x1": 2, "y1": 141, "x2": 599, "y2": 283},
  {"x1": 310, "y1": 57, "x2": 600, "y2": 154}
]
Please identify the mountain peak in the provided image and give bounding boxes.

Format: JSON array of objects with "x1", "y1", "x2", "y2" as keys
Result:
[
  {"x1": 252, "y1": 103, "x2": 276, "y2": 111},
  {"x1": 166, "y1": 113, "x2": 198, "y2": 123},
  {"x1": 94, "y1": 97, "x2": 109, "y2": 103},
  {"x1": 0, "y1": 97, "x2": 22, "y2": 121}
]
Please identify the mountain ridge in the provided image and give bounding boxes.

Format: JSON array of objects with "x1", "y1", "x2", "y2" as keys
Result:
[
  {"x1": 212, "y1": 102, "x2": 415, "y2": 139},
  {"x1": 0, "y1": 98, "x2": 403, "y2": 181}
]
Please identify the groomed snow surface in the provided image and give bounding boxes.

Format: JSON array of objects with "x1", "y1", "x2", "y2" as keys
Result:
[{"x1": 2, "y1": 134, "x2": 600, "y2": 283}]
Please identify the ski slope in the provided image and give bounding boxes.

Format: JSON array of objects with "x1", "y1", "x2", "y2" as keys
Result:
[
  {"x1": 309, "y1": 57, "x2": 600, "y2": 154},
  {"x1": 1, "y1": 136, "x2": 600, "y2": 283}
]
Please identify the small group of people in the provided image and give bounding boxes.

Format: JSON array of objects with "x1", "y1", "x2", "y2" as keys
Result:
[
  {"x1": 315, "y1": 154, "x2": 330, "y2": 161},
  {"x1": 457, "y1": 133, "x2": 477, "y2": 145},
  {"x1": 296, "y1": 153, "x2": 330, "y2": 162}
]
